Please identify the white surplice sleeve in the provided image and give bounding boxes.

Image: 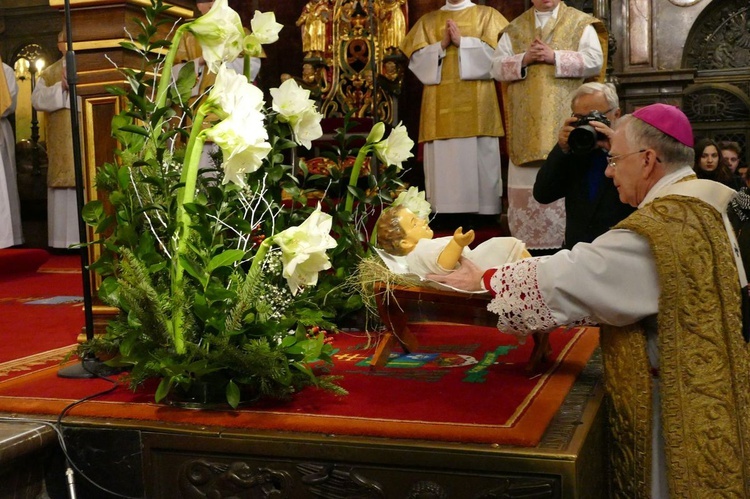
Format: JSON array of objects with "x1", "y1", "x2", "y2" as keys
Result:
[
  {"x1": 407, "y1": 42, "x2": 445, "y2": 85},
  {"x1": 227, "y1": 57, "x2": 261, "y2": 81},
  {"x1": 491, "y1": 24, "x2": 603, "y2": 82},
  {"x1": 484, "y1": 228, "x2": 660, "y2": 336},
  {"x1": 553, "y1": 25, "x2": 602, "y2": 79},
  {"x1": 2, "y1": 64, "x2": 17, "y2": 118},
  {"x1": 457, "y1": 37, "x2": 495, "y2": 80},
  {"x1": 491, "y1": 33, "x2": 523, "y2": 81},
  {"x1": 32, "y1": 77, "x2": 69, "y2": 113}
]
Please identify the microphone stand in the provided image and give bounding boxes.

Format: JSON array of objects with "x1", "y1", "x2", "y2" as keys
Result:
[{"x1": 57, "y1": 0, "x2": 119, "y2": 379}]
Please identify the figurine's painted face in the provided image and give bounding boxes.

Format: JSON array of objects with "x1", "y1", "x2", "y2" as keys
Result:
[{"x1": 398, "y1": 209, "x2": 433, "y2": 254}]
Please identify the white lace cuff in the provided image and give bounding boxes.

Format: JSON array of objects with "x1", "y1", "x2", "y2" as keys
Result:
[{"x1": 486, "y1": 258, "x2": 559, "y2": 337}]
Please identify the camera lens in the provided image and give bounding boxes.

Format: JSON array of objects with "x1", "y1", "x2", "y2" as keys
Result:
[{"x1": 568, "y1": 125, "x2": 598, "y2": 155}]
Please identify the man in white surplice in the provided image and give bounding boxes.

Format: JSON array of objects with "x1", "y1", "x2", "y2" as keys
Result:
[
  {"x1": 0, "y1": 57, "x2": 23, "y2": 248},
  {"x1": 428, "y1": 104, "x2": 750, "y2": 497},
  {"x1": 399, "y1": 0, "x2": 507, "y2": 219},
  {"x1": 491, "y1": 0, "x2": 605, "y2": 250},
  {"x1": 32, "y1": 31, "x2": 80, "y2": 249}
]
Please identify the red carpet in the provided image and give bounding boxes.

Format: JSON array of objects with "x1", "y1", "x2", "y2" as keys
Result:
[
  {"x1": 0, "y1": 323, "x2": 598, "y2": 446},
  {"x1": 0, "y1": 250, "x2": 82, "y2": 369},
  {"x1": 0, "y1": 248, "x2": 50, "y2": 276}
]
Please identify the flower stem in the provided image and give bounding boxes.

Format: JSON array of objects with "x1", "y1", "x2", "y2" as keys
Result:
[
  {"x1": 154, "y1": 25, "x2": 187, "y2": 111},
  {"x1": 171, "y1": 110, "x2": 207, "y2": 354},
  {"x1": 344, "y1": 145, "x2": 371, "y2": 214},
  {"x1": 244, "y1": 54, "x2": 251, "y2": 81},
  {"x1": 146, "y1": 25, "x2": 187, "y2": 161}
]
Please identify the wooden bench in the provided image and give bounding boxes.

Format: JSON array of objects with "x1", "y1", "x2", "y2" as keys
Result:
[{"x1": 371, "y1": 282, "x2": 551, "y2": 370}]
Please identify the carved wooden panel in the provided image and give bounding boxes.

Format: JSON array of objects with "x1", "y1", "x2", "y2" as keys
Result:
[
  {"x1": 683, "y1": 0, "x2": 750, "y2": 71},
  {"x1": 148, "y1": 450, "x2": 562, "y2": 498},
  {"x1": 82, "y1": 95, "x2": 120, "y2": 291}
]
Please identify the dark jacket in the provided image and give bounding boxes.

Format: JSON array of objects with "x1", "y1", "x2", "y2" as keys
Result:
[{"x1": 533, "y1": 145, "x2": 635, "y2": 249}]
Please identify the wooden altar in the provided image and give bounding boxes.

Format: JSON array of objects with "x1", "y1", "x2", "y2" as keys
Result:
[{"x1": 6, "y1": 350, "x2": 606, "y2": 498}]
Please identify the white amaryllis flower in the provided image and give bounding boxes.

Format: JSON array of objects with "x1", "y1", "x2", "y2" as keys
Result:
[
  {"x1": 186, "y1": 0, "x2": 245, "y2": 73},
  {"x1": 270, "y1": 79, "x2": 323, "y2": 149},
  {"x1": 273, "y1": 206, "x2": 337, "y2": 295},
  {"x1": 250, "y1": 11, "x2": 283, "y2": 44},
  {"x1": 270, "y1": 78, "x2": 316, "y2": 119},
  {"x1": 391, "y1": 186, "x2": 431, "y2": 220},
  {"x1": 203, "y1": 113, "x2": 271, "y2": 186},
  {"x1": 243, "y1": 34, "x2": 262, "y2": 58},
  {"x1": 373, "y1": 122, "x2": 414, "y2": 170},
  {"x1": 205, "y1": 64, "x2": 265, "y2": 119},
  {"x1": 290, "y1": 109, "x2": 323, "y2": 150}
]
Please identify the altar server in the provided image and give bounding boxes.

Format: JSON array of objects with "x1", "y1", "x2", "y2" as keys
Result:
[{"x1": 0, "y1": 56, "x2": 23, "y2": 248}]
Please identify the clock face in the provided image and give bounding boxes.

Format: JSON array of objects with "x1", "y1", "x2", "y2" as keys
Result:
[{"x1": 667, "y1": 0, "x2": 703, "y2": 5}]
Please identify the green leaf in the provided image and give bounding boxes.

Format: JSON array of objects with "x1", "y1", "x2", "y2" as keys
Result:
[
  {"x1": 179, "y1": 255, "x2": 208, "y2": 288},
  {"x1": 174, "y1": 62, "x2": 198, "y2": 103},
  {"x1": 126, "y1": 310, "x2": 142, "y2": 328},
  {"x1": 117, "y1": 165, "x2": 131, "y2": 190},
  {"x1": 81, "y1": 200, "x2": 104, "y2": 225},
  {"x1": 118, "y1": 125, "x2": 150, "y2": 137},
  {"x1": 98, "y1": 276, "x2": 121, "y2": 307},
  {"x1": 281, "y1": 335, "x2": 297, "y2": 348},
  {"x1": 226, "y1": 380, "x2": 240, "y2": 409},
  {"x1": 205, "y1": 279, "x2": 235, "y2": 302},
  {"x1": 154, "y1": 377, "x2": 173, "y2": 403},
  {"x1": 207, "y1": 249, "x2": 246, "y2": 274}
]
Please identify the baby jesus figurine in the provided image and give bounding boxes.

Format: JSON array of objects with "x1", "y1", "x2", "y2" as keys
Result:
[{"x1": 376, "y1": 206, "x2": 530, "y2": 286}]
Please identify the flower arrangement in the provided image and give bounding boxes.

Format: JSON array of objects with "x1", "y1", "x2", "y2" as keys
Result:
[{"x1": 80, "y1": 0, "x2": 413, "y2": 407}]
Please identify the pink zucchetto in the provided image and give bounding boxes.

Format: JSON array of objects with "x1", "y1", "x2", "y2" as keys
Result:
[{"x1": 632, "y1": 103, "x2": 694, "y2": 148}]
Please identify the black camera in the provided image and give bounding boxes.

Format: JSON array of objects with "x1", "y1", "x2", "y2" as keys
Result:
[{"x1": 567, "y1": 110, "x2": 611, "y2": 155}]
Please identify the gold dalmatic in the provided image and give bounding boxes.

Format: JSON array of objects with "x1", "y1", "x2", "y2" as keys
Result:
[
  {"x1": 602, "y1": 195, "x2": 750, "y2": 498},
  {"x1": 400, "y1": 6, "x2": 507, "y2": 143},
  {"x1": 501, "y1": 3, "x2": 607, "y2": 165},
  {"x1": 0, "y1": 56, "x2": 12, "y2": 117},
  {"x1": 39, "y1": 60, "x2": 77, "y2": 189}
]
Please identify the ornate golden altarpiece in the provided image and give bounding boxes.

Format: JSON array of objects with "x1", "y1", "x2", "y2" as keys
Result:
[{"x1": 290, "y1": 0, "x2": 408, "y2": 124}]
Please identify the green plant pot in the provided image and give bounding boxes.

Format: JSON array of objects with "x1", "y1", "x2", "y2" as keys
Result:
[{"x1": 165, "y1": 380, "x2": 258, "y2": 410}]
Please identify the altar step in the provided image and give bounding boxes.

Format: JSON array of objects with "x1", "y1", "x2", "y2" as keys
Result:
[{"x1": 0, "y1": 420, "x2": 57, "y2": 498}]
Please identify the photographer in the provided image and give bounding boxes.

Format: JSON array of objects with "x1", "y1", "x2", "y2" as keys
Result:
[{"x1": 533, "y1": 82, "x2": 634, "y2": 249}]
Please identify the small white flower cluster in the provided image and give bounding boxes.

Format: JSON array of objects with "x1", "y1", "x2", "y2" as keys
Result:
[{"x1": 258, "y1": 250, "x2": 293, "y2": 320}]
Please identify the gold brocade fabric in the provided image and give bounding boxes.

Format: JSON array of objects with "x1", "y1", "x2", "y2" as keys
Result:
[
  {"x1": 603, "y1": 195, "x2": 750, "y2": 498},
  {"x1": 0, "y1": 56, "x2": 12, "y2": 118},
  {"x1": 600, "y1": 322, "x2": 652, "y2": 498},
  {"x1": 39, "y1": 60, "x2": 76, "y2": 188},
  {"x1": 400, "y1": 6, "x2": 507, "y2": 143},
  {"x1": 501, "y1": 3, "x2": 607, "y2": 165}
]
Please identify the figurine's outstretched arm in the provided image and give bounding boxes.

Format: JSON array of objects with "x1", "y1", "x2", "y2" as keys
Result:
[{"x1": 437, "y1": 227, "x2": 475, "y2": 271}]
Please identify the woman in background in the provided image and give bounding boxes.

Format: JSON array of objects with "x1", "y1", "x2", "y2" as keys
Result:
[{"x1": 693, "y1": 137, "x2": 743, "y2": 190}]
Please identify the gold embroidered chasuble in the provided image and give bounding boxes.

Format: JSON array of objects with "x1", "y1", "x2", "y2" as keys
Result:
[
  {"x1": 38, "y1": 60, "x2": 76, "y2": 188},
  {"x1": 501, "y1": 3, "x2": 607, "y2": 165},
  {"x1": 0, "y1": 57, "x2": 11, "y2": 118},
  {"x1": 601, "y1": 194, "x2": 750, "y2": 498},
  {"x1": 400, "y1": 6, "x2": 507, "y2": 143}
]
